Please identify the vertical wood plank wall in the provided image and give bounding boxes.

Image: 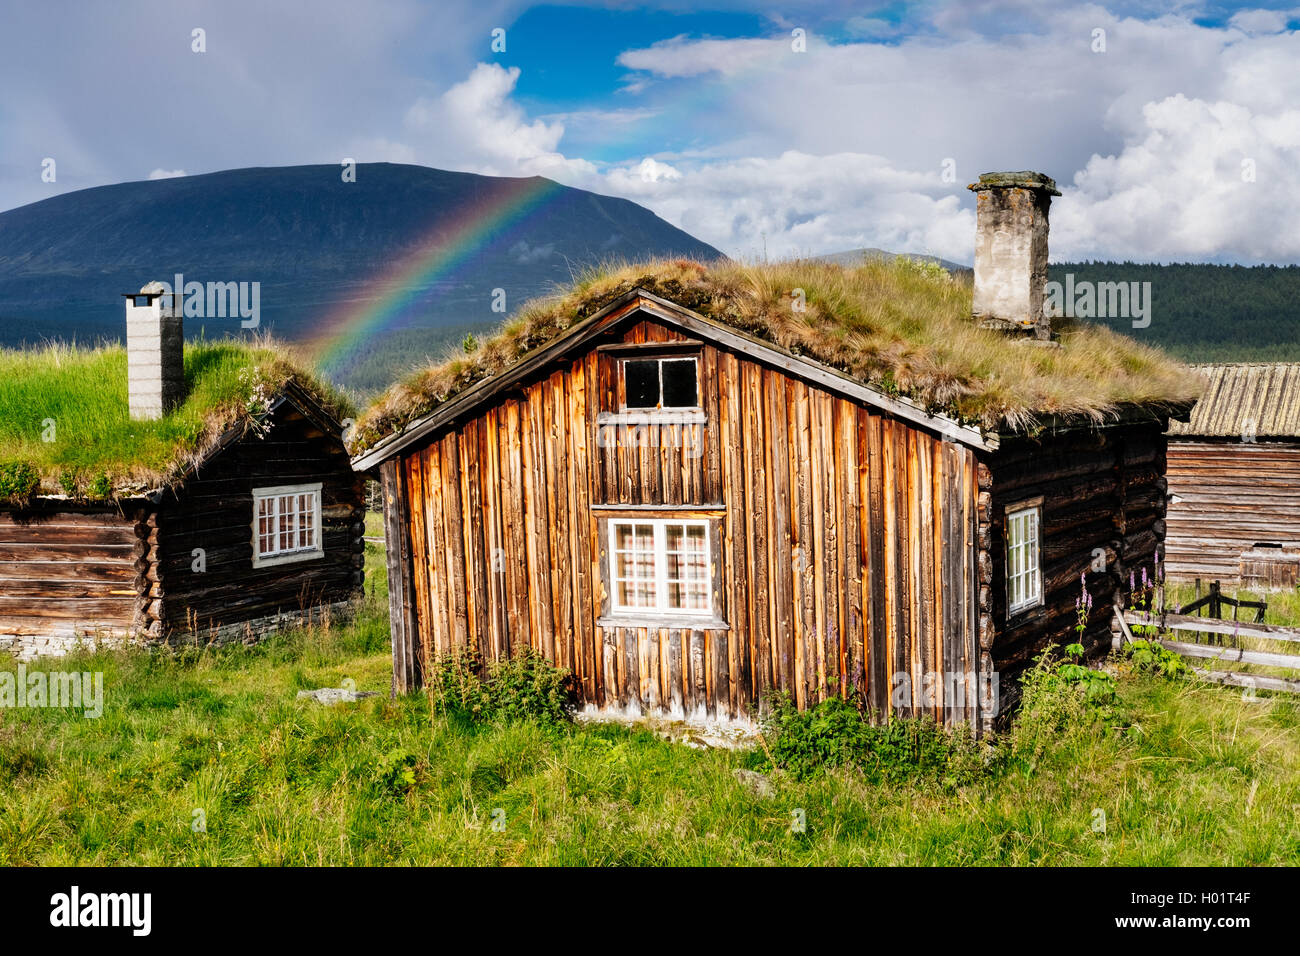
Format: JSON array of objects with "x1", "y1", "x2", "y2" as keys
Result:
[{"x1": 393, "y1": 315, "x2": 980, "y2": 725}]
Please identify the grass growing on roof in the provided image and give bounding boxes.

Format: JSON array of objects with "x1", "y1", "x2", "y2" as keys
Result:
[
  {"x1": 354, "y1": 256, "x2": 1200, "y2": 451},
  {"x1": 0, "y1": 337, "x2": 353, "y2": 496}
]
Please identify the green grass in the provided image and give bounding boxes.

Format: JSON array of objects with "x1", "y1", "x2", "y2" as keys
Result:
[
  {"x1": 2, "y1": 546, "x2": 1297, "y2": 865},
  {"x1": 1166, "y1": 581, "x2": 1300, "y2": 628},
  {"x1": 0, "y1": 339, "x2": 353, "y2": 494}
]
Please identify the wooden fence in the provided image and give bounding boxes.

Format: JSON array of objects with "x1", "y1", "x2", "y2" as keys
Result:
[{"x1": 1118, "y1": 606, "x2": 1300, "y2": 695}]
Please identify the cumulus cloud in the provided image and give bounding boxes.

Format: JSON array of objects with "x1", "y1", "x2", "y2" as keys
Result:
[
  {"x1": 1055, "y1": 95, "x2": 1300, "y2": 261},
  {"x1": 593, "y1": 9, "x2": 1300, "y2": 263},
  {"x1": 147, "y1": 169, "x2": 187, "y2": 180},
  {"x1": 5, "y1": 1, "x2": 1300, "y2": 265},
  {"x1": 403, "y1": 63, "x2": 597, "y2": 179}
]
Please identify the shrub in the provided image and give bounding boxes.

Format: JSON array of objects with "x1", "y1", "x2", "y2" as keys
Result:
[
  {"x1": 424, "y1": 648, "x2": 574, "y2": 727},
  {"x1": 1012, "y1": 644, "x2": 1122, "y2": 769},
  {"x1": 373, "y1": 747, "x2": 418, "y2": 796},
  {"x1": 1123, "y1": 638, "x2": 1188, "y2": 678},
  {"x1": 57, "y1": 470, "x2": 79, "y2": 497},
  {"x1": 0, "y1": 460, "x2": 39, "y2": 500},
  {"x1": 756, "y1": 691, "x2": 995, "y2": 785},
  {"x1": 86, "y1": 472, "x2": 112, "y2": 500}
]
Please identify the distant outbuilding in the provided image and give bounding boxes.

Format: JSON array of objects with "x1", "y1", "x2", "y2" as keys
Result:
[{"x1": 1166, "y1": 362, "x2": 1300, "y2": 589}]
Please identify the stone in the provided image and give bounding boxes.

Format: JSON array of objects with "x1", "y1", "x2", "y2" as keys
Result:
[{"x1": 296, "y1": 687, "x2": 379, "y2": 705}]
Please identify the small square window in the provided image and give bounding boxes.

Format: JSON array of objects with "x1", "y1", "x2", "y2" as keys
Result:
[
  {"x1": 661, "y1": 359, "x2": 698, "y2": 408},
  {"x1": 625, "y1": 360, "x2": 661, "y2": 409},
  {"x1": 622, "y1": 356, "x2": 699, "y2": 410}
]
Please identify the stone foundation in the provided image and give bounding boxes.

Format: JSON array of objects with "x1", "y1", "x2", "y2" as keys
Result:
[{"x1": 0, "y1": 601, "x2": 356, "y2": 661}]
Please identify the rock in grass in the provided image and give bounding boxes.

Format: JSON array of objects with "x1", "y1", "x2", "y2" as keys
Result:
[
  {"x1": 296, "y1": 688, "x2": 378, "y2": 705},
  {"x1": 733, "y1": 768, "x2": 775, "y2": 798}
]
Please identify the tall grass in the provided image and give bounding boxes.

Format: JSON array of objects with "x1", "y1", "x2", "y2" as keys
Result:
[{"x1": 2, "y1": 544, "x2": 1297, "y2": 865}]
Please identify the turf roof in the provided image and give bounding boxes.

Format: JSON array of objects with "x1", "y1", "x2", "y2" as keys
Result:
[
  {"x1": 353, "y1": 256, "x2": 1199, "y2": 453},
  {"x1": 0, "y1": 338, "x2": 353, "y2": 499}
]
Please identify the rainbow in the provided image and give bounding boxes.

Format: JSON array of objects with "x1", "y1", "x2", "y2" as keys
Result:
[{"x1": 307, "y1": 175, "x2": 568, "y2": 377}]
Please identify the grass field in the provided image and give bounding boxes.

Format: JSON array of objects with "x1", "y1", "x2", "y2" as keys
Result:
[{"x1": 1, "y1": 542, "x2": 1298, "y2": 866}]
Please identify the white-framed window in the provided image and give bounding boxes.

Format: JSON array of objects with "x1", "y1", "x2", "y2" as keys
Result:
[
  {"x1": 1006, "y1": 502, "x2": 1042, "y2": 616},
  {"x1": 609, "y1": 518, "x2": 712, "y2": 615},
  {"x1": 621, "y1": 355, "x2": 700, "y2": 411},
  {"x1": 252, "y1": 482, "x2": 324, "y2": 568}
]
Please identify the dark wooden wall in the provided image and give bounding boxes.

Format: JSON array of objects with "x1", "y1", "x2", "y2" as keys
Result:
[
  {"x1": 985, "y1": 422, "x2": 1167, "y2": 716},
  {"x1": 148, "y1": 400, "x2": 365, "y2": 638},
  {"x1": 1166, "y1": 440, "x2": 1300, "y2": 582},
  {"x1": 0, "y1": 505, "x2": 144, "y2": 654},
  {"x1": 388, "y1": 312, "x2": 983, "y2": 726}
]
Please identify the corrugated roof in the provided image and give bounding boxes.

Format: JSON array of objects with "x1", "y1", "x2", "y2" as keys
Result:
[{"x1": 1169, "y1": 363, "x2": 1300, "y2": 438}]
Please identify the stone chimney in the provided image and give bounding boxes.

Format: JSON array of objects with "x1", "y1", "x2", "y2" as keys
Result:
[
  {"x1": 123, "y1": 281, "x2": 184, "y2": 420},
  {"x1": 968, "y1": 171, "x2": 1061, "y2": 340}
]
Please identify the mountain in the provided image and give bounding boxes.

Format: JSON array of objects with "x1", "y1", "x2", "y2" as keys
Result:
[{"x1": 0, "y1": 163, "x2": 723, "y2": 392}]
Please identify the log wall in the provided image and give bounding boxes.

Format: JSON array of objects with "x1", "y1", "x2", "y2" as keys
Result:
[
  {"x1": 390, "y1": 314, "x2": 983, "y2": 726},
  {"x1": 153, "y1": 401, "x2": 366, "y2": 640},
  {"x1": 985, "y1": 422, "x2": 1167, "y2": 717},
  {"x1": 0, "y1": 506, "x2": 144, "y2": 659},
  {"x1": 1165, "y1": 440, "x2": 1300, "y2": 583}
]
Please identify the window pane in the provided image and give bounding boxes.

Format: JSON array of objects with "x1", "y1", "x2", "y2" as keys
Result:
[
  {"x1": 299, "y1": 494, "x2": 315, "y2": 548},
  {"x1": 625, "y1": 360, "x2": 660, "y2": 409},
  {"x1": 661, "y1": 359, "x2": 698, "y2": 408},
  {"x1": 279, "y1": 495, "x2": 294, "y2": 551}
]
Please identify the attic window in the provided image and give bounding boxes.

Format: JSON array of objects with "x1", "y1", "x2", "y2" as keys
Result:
[
  {"x1": 253, "y1": 483, "x2": 324, "y2": 568},
  {"x1": 1005, "y1": 502, "x2": 1043, "y2": 616},
  {"x1": 623, "y1": 356, "x2": 699, "y2": 411}
]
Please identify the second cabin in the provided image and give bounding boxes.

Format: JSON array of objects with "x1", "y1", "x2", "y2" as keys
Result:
[
  {"x1": 0, "y1": 287, "x2": 365, "y2": 659},
  {"x1": 353, "y1": 171, "x2": 1199, "y2": 730}
]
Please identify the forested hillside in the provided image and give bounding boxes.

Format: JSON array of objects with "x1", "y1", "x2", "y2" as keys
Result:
[{"x1": 1048, "y1": 262, "x2": 1300, "y2": 363}]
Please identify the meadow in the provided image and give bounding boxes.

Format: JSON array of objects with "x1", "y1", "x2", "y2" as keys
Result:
[{"x1": 1, "y1": 539, "x2": 1298, "y2": 866}]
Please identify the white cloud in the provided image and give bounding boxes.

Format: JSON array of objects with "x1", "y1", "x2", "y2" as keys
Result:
[
  {"x1": 147, "y1": 168, "x2": 187, "y2": 180},
  {"x1": 616, "y1": 35, "x2": 789, "y2": 79},
  {"x1": 593, "y1": 9, "x2": 1300, "y2": 263},
  {"x1": 403, "y1": 63, "x2": 596, "y2": 179},
  {"x1": 1228, "y1": 8, "x2": 1295, "y2": 35},
  {"x1": 1055, "y1": 94, "x2": 1300, "y2": 261}
]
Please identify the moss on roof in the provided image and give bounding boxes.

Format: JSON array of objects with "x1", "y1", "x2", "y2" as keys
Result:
[
  {"x1": 354, "y1": 257, "x2": 1200, "y2": 453},
  {"x1": 0, "y1": 337, "x2": 353, "y2": 499}
]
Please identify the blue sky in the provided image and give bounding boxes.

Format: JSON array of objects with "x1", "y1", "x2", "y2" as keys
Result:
[{"x1": 2, "y1": 1, "x2": 1300, "y2": 263}]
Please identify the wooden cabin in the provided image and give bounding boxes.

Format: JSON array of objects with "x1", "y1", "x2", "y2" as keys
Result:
[
  {"x1": 1166, "y1": 363, "x2": 1300, "y2": 589},
  {"x1": 353, "y1": 172, "x2": 1197, "y2": 729},
  {"x1": 0, "y1": 291, "x2": 364, "y2": 659}
]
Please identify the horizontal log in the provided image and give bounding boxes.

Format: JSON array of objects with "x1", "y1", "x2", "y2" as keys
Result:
[
  {"x1": 1124, "y1": 610, "x2": 1300, "y2": 644},
  {"x1": 1193, "y1": 668, "x2": 1300, "y2": 694},
  {"x1": 1159, "y1": 638, "x2": 1300, "y2": 671}
]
